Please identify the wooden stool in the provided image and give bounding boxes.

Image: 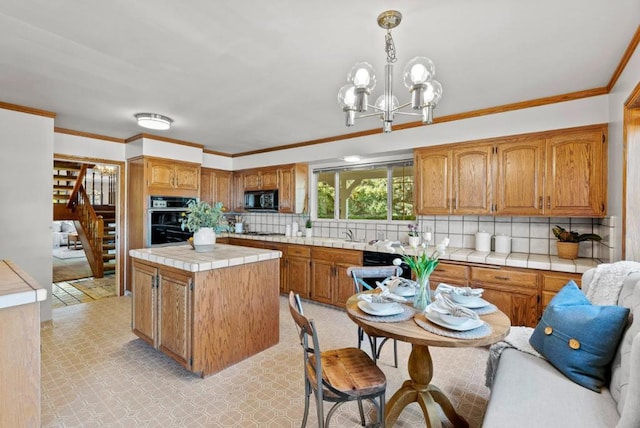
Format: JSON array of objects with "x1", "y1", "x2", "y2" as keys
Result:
[{"x1": 68, "y1": 233, "x2": 81, "y2": 250}]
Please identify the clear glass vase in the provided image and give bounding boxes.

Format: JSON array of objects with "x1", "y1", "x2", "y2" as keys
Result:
[{"x1": 413, "y1": 274, "x2": 431, "y2": 311}]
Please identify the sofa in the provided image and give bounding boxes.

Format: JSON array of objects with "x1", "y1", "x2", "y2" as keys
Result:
[
  {"x1": 483, "y1": 268, "x2": 640, "y2": 428},
  {"x1": 52, "y1": 220, "x2": 77, "y2": 248}
]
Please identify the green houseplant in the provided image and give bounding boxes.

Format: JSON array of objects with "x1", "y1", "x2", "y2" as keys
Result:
[
  {"x1": 399, "y1": 237, "x2": 450, "y2": 311},
  {"x1": 180, "y1": 200, "x2": 230, "y2": 252},
  {"x1": 552, "y1": 225, "x2": 602, "y2": 260}
]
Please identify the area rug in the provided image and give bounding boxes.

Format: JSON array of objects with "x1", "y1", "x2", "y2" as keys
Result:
[
  {"x1": 52, "y1": 256, "x2": 93, "y2": 282},
  {"x1": 53, "y1": 247, "x2": 86, "y2": 259},
  {"x1": 70, "y1": 276, "x2": 116, "y2": 300}
]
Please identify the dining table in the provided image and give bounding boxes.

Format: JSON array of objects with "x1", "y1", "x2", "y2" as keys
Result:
[{"x1": 345, "y1": 293, "x2": 511, "y2": 428}]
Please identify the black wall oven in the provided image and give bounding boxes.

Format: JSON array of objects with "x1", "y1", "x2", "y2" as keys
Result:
[{"x1": 147, "y1": 196, "x2": 194, "y2": 246}]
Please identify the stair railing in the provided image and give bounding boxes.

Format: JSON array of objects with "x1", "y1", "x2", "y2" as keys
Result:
[
  {"x1": 74, "y1": 184, "x2": 104, "y2": 278},
  {"x1": 66, "y1": 164, "x2": 90, "y2": 211}
]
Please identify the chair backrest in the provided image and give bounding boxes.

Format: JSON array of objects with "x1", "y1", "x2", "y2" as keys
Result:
[{"x1": 346, "y1": 265, "x2": 403, "y2": 293}]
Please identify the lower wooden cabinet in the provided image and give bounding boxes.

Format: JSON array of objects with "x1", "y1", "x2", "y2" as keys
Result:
[
  {"x1": 227, "y1": 238, "x2": 288, "y2": 293},
  {"x1": 469, "y1": 266, "x2": 539, "y2": 327},
  {"x1": 541, "y1": 272, "x2": 582, "y2": 312},
  {"x1": 310, "y1": 247, "x2": 362, "y2": 307},
  {"x1": 288, "y1": 245, "x2": 311, "y2": 298},
  {"x1": 430, "y1": 261, "x2": 469, "y2": 287},
  {"x1": 132, "y1": 261, "x2": 192, "y2": 369}
]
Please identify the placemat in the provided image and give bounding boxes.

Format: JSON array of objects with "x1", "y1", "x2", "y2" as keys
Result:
[
  {"x1": 414, "y1": 313, "x2": 493, "y2": 339},
  {"x1": 347, "y1": 303, "x2": 416, "y2": 323},
  {"x1": 474, "y1": 303, "x2": 498, "y2": 315}
]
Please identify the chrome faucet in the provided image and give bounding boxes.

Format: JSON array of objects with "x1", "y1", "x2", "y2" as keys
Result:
[{"x1": 345, "y1": 229, "x2": 355, "y2": 241}]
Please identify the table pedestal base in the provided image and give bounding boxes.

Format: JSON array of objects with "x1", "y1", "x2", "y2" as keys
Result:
[{"x1": 385, "y1": 344, "x2": 469, "y2": 428}]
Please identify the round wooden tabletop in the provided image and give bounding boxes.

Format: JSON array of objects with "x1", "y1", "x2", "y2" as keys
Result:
[{"x1": 346, "y1": 294, "x2": 511, "y2": 348}]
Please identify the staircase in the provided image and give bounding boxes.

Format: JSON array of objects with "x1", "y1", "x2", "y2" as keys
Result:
[{"x1": 53, "y1": 160, "x2": 117, "y2": 278}]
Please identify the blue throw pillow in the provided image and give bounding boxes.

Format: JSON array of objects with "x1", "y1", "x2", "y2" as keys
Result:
[{"x1": 529, "y1": 280, "x2": 630, "y2": 392}]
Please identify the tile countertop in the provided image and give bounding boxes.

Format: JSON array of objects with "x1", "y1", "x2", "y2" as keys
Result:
[
  {"x1": 129, "y1": 243, "x2": 282, "y2": 273},
  {"x1": 224, "y1": 233, "x2": 600, "y2": 274},
  {"x1": 0, "y1": 260, "x2": 47, "y2": 310}
]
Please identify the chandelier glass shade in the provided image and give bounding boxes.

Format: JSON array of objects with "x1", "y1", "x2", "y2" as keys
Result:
[
  {"x1": 134, "y1": 113, "x2": 173, "y2": 130},
  {"x1": 337, "y1": 10, "x2": 443, "y2": 133}
]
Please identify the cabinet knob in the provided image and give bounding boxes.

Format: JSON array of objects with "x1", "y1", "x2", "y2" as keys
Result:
[
  {"x1": 539, "y1": 197, "x2": 543, "y2": 210},
  {"x1": 547, "y1": 196, "x2": 551, "y2": 209}
]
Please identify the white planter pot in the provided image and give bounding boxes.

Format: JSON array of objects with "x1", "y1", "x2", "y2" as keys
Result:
[
  {"x1": 305, "y1": 228, "x2": 313, "y2": 238},
  {"x1": 193, "y1": 227, "x2": 216, "y2": 252},
  {"x1": 408, "y1": 236, "x2": 421, "y2": 248}
]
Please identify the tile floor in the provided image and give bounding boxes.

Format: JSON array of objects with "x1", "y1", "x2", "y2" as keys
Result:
[
  {"x1": 51, "y1": 275, "x2": 116, "y2": 308},
  {"x1": 42, "y1": 295, "x2": 492, "y2": 427}
]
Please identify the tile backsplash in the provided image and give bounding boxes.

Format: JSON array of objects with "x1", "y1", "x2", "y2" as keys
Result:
[{"x1": 228, "y1": 212, "x2": 615, "y2": 261}]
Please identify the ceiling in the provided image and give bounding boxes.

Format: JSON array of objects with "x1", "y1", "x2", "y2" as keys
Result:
[{"x1": 0, "y1": 1, "x2": 638, "y2": 155}]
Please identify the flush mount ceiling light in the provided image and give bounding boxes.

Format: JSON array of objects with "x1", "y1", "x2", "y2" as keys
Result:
[
  {"x1": 337, "y1": 10, "x2": 443, "y2": 133},
  {"x1": 344, "y1": 155, "x2": 361, "y2": 162},
  {"x1": 134, "y1": 113, "x2": 173, "y2": 130}
]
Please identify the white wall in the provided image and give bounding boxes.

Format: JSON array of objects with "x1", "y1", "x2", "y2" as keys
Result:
[
  {"x1": 610, "y1": 42, "x2": 640, "y2": 261},
  {"x1": 54, "y1": 133, "x2": 126, "y2": 161},
  {"x1": 0, "y1": 108, "x2": 54, "y2": 322}
]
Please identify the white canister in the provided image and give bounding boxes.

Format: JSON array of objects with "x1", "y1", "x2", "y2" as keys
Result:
[
  {"x1": 285, "y1": 224, "x2": 292, "y2": 237},
  {"x1": 475, "y1": 231, "x2": 492, "y2": 252},
  {"x1": 235, "y1": 222, "x2": 243, "y2": 234},
  {"x1": 495, "y1": 234, "x2": 512, "y2": 254}
]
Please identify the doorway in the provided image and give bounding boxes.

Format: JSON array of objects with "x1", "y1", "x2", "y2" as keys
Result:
[{"x1": 52, "y1": 155, "x2": 125, "y2": 307}]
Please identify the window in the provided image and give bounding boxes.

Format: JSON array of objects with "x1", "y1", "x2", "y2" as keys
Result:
[{"x1": 315, "y1": 161, "x2": 414, "y2": 221}]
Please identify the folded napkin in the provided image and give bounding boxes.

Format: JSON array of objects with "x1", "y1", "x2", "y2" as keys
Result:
[
  {"x1": 431, "y1": 293, "x2": 479, "y2": 320},
  {"x1": 435, "y1": 283, "x2": 484, "y2": 297},
  {"x1": 358, "y1": 286, "x2": 408, "y2": 303}
]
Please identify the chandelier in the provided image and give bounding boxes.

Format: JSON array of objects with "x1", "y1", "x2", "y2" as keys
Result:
[
  {"x1": 337, "y1": 10, "x2": 443, "y2": 133},
  {"x1": 94, "y1": 164, "x2": 117, "y2": 176}
]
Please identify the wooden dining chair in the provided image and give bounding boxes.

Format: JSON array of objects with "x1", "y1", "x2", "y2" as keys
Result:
[
  {"x1": 345, "y1": 266, "x2": 403, "y2": 368},
  {"x1": 288, "y1": 291, "x2": 386, "y2": 428}
]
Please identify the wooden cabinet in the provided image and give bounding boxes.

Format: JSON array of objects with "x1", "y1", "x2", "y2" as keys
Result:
[
  {"x1": 469, "y1": 266, "x2": 539, "y2": 327},
  {"x1": 541, "y1": 271, "x2": 582, "y2": 312},
  {"x1": 232, "y1": 172, "x2": 245, "y2": 212},
  {"x1": 243, "y1": 168, "x2": 278, "y2": 190},
  {"x1": 146, "y1": 157, "x2": 200, "y2": 196},
  {"x1": 311, "y1": 247, "x2": 362, "y2": 307},
  {"x1": 132, "y1": 261, "x2": 192, "y2": 369},
  {"x1": 495, "y1": 138, "x2": 546, "y2": 215},
  {"x1": 430, "y1": 261, "x2": 469, "y2": 287},
  {"x1": 200, "y1": 167, "x2": 233, "y2": 209},
  {"x1": 227, "y1": 238, "x2": 288, "y2": 293},
  {"x1": 278, "y1": 163, "x2": 308, "y2": 214},
  {"x1": 414, "y1": 124, "x2": 607, "y2": 217},
  {"x1": 546, "y1": 128, "x2": 607, "y2": 216},
  {"x1": 414, "y1": 144, "x2": 492, "y2": 215},
  {"x1": 288, "y1": 245, "x2": 311, "y2": 298}
]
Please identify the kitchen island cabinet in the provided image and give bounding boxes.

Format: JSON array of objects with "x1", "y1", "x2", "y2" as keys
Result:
[{"x1": 130, "y1": 244, "x2": 282, "y2": 377}]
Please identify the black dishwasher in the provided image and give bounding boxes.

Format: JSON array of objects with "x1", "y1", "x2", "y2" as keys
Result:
[{"x1": 362, "y1": 251, "x2": 412, "y2": 288}]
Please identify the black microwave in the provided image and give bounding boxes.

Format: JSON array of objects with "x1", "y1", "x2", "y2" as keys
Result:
[{"x1": 244, "y1": 190, "x2": 278, "y2": 211}]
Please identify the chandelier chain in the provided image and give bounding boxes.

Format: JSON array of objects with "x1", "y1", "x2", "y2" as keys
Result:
[{"x1": 385, "y1": 30, "x2": 397, "y2": 64}]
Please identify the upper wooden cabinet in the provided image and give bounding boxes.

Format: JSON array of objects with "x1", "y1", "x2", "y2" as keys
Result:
[
  {"x1": 495, "y1": 138, "x2": 546, "y2": 216},
  {"x1": 200, "y1": 168, "x2": 233, "y2": 210},
  {"x1": 146, "y1": 157, "x2": 200, "y2": 197},
  {"x1": 414, "y1": 144, "x2": 492, "y2": 215},
  {"x1": 233, "y1": 163, "x2": 308, "y2": 214},
  {"x1": 243, "y1": 168, "x2": 278, "y2": 190},
  {"x1": 278, "y1": 163, "x2": 308, "y2": 214},
  {"x1": 414, "y1": 124, "x2": 607, "y2": 217},
  {"x1": 545, "y1": 128, "x2": 607, "y2": 217}
]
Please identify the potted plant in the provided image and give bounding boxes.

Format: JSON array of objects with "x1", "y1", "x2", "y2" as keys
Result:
[
  {"x1": 552, "y1": 225, "x2": 602, "y2": 260},
  {"x1": 180, "y1": 200, "x2": 230, "y2": 252},
  {"x1": 399, "y1": 237, "x2": 450, "y2": 311},
  {"x1": 305, "y1": 217, "x2": 313, "y2": 238},
  {"x1": 407, "y1": 223, "x2": 421, "y2": 248}
]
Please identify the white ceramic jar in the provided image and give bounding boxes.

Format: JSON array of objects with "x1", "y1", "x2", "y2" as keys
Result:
[
  {"x1": 475, "y1": 231, "x2": 491, "y2": 252},
  {"x1": 495, "y1": 234, "x2": 512, "y2": 254}
]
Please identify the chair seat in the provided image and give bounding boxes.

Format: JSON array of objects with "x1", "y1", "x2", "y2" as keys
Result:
[{"x1": 308, "y1": 347, "x2": 387, "y2": 399}]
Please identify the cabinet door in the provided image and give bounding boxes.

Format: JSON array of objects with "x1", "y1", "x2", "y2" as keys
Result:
[
  {"x1": 288, "y1": 256, "x2": 311, "y2": 298},
  {"x1": 546, "y1": 128, "x2": 607, "y2": 216},
  {"x1": 200, "y1": 168, "x2": 213, "y2": 205},
  {"x1": 243, "y1": 172, "x2": 261, "y2": 190},
  {"x1": 214, "y1": 170, "x2": 233, "y2": 210},
  {"x1": 334, "y1": 262, "x2": 358, "y2": 307},
  {"x1": 261, "y1": 169, "x2": 279, "y2": 189},
  {"x1": 452, "y1": 145, "x2": 492, "y2": 215},
  {"x1": 541, "y1": 272, "x2": 582, "y2": 313},
  {"x1": 132, "y1": 262, "x2": 157, "y2": 346},
  {"x1": 414, "y1": 147, "x2": 451, "y2": 215},
  {"x1": 430, "y1": 262, "x2": 469, "y2": 287},
  {"x1": 174, "y1": 164, "x2": 199, "y2": 191},
  {"x1": 147, "y1": 159, "x2": 174, "y2": 189},
  {"x1": 495, "y1": 139, "x2": 545, "y2": 215},
  {"x1": 278, "y1": 167, "x2": 294, "y2": 213},
  {"x1": 158, "y1": 269, "x2": 192, "y2": 368},
  {"x1": 311, "y1": 259, "x2": 334, "y2": 304},
  {"x1": 232, "y1": 173, "x2": 245, "y2": 212}
]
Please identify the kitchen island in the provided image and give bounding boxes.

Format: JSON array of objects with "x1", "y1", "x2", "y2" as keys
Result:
[{"x1": 129, "y1": 244, "x2": 282, "y2": 377}]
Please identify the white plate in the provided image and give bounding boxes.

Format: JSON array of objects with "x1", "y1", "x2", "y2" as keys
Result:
[
  {"x1": 390, "y1": 286, "x2": 416, "y2": 297},
  {"x1": 425, "y1": 309, "x2": 485, "y2": 331},
  {"x1": 357, "y1": 301, "x2": 404, "y2": 317},
  {"x1": 452, "y1": 296, "x2": 491, "y2": 309}
]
